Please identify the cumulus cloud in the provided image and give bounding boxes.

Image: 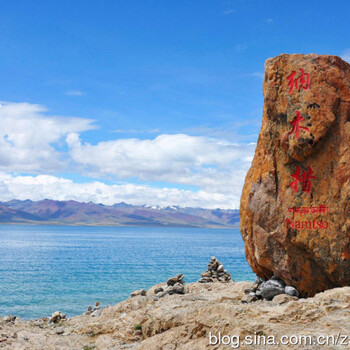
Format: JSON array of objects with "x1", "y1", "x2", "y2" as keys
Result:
[
  {"x1": 65, "y1": 133, "x2": 256, "y2": 208},
  {"x1": 0, "y1": 102, "x2": 95, "y2": 172},
  {"x1": 0, "y1": 172, "x2": 242, "y2": 209},
  {"x1": 0, "y1": 101, "x2": 257, "y2": 208},
  {"x1": 67, "y1": 133, "x2": 254, "y2": 180}
]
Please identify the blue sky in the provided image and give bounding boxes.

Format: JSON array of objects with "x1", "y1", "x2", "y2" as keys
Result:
[{"x1": 0, "y1": 0, "x2": 349, "y2": 208}]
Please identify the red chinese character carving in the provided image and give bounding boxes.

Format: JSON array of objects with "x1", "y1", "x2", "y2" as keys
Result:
[
  {"x1": 290, "y1": 166, "x2": 316, "y2": 193},
  {"x1": 287, "y1": 69, "x2": 310, "y2": 93},
  {"x1": 289, "y1": 111, "x2": 310, "y2": 140}
]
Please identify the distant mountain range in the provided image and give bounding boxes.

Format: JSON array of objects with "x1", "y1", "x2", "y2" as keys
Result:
[{"x1": 0, "y1": 199, "x2": 240, "y2": 228}]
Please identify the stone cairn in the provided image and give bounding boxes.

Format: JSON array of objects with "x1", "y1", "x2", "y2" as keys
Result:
[
  {"x1": 49, "y1": 311, "x2": 66, "y2": 324},
  {"x1": 85, "y1": 301, "x2": 103, "y2": 317},
  {"x1": 153, "y1": 274, "x2": 186, "y2": 300},
  {"x1": 242, "y1": 276, "x2": 299, "y2": 303},
  {"x1": 198, "y1": 256, "x2": 232, "y2": 283}
]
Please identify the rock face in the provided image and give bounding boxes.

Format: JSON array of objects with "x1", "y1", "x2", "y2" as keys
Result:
[{"x1": 240, "y1": 54, "x2": 350, "y2": 297}]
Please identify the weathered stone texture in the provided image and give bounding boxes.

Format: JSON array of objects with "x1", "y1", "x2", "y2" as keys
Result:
[{"x1": 240, "y1": 54, "x2": 350, "y2": 297}]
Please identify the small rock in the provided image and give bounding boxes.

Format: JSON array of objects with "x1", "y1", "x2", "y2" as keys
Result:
[
  {"x1": 55, "y1": 327, "x2": 64, "y2": 335},
  {"x1": 167, "y1": 283, "x2": 185, "y2": 295},
  {"x1": 260, "y1": 281, "x2": 284, "y2": 300},
  {"x1": 201, "y1": 271, "x2": 211, "y2": 278},
  {"x1": 167, "y1": 274, "x2": 184, "y2": 286},
  {"x1": 285, "y1": 286, "x2": 299, "y2": 297},
  {"x1": 198, "y1": 277, "x2": 213, "y2": 283},
  {"x1": 130, "y1": 290, "x2": 141, "y2": 297},
  {"x1": 154, "y1": 287, "x2": 164, "y2": 294},
  {"x1": 217, "y1": 264, "x2": 224, "y2": 272},
  {"x1": 85, "y1": 306, "x2": 93, "y2": 315},
  {"x1": 271, "y1": 276, "x2": 286, "y2": 288},
  {"x1": 172, "y1": 283, "x2": 185, "y2": 294},
  {"x1": 140, "y1": 289, "x2": 147, "y2": 296},
  {"x1": 90, "y1": 310, "x2": 101, "y2": 317}
]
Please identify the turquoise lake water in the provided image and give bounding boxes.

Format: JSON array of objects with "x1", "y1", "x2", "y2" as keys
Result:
[{"x1": 0, "y1": 225, "x2": 255, "y2": 319}]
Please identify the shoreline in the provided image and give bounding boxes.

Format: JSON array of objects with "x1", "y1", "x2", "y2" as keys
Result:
[
  {"x1": 0, "y1": 222, "x2": 239, "y2": 229},
  {"x1": 2, "y1": 280, "x2": 350, "y2": 349}
]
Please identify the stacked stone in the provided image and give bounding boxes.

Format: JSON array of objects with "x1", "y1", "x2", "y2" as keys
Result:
[
  {"x1": 85, "y1": 301, "x2": 103, "y2": 317},
  {"x1": 154, "y1": 274, "x2": 186, "y2": 300},
  {"x1": 49, "y1": 311, "x2": 66, "y2": 324},
  {"x1": 198, "y1": 256, "x2": 232, "y2": 283},
  {"x1": 242, "y1": 276, "x2": 299, "y2": 303},
  {"x1": 166, "y1": 273, "x2": 185, "y2": 294}
]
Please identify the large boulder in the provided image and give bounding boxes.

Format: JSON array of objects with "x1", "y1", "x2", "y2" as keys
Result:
[{"x1": 240, "y1": 54, "x2": 350, "y2": 297}]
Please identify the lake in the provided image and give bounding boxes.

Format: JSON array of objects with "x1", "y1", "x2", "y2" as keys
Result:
[{"x1": 0, "y1": 225, "x2": 255, "y2": 319}]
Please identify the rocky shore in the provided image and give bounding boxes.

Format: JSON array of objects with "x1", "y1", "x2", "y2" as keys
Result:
[{"x1": 2, "y1": 279, "x2": 350, "y2": 349}]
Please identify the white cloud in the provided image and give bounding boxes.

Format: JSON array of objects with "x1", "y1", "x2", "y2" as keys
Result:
[
  {"x1": 65, "y1": 133, "x2": 256, "y2": 208},
  {"x1": 0, "y1": 172, "x2": 243, "y2": 209},
  {"x1": 0, "y1": 102, "x2": 95, "y2": 172},
  {"x1": 252, "y1": 72, "x2": 265, "y2": 79},
  {"x1": 65, "y1": 90, "x2": 84, "y2": 96},
  {"x1": 341, "y1": 49, "x2": 350, "y2": 63},
  {"x1": 0, "y1": 101, "x2": 257, "y2": 208},
  {"x1": 67, "y1": 133, "x2": 254, "y2": 181}
]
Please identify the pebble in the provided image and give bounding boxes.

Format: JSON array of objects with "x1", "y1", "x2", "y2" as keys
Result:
[{"x1": 131, "y1": 288, "x2": 147, "y2": 297}]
